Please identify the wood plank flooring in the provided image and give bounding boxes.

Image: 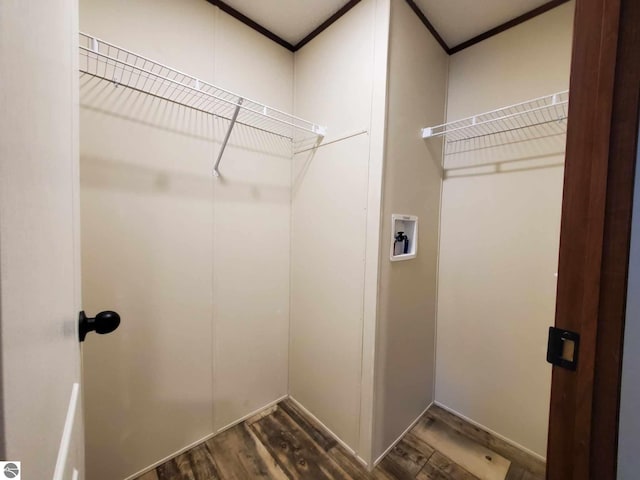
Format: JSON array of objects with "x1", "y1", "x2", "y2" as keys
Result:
[{"x1": 137, "y1": 400, "x2": 545, "y2": 480}]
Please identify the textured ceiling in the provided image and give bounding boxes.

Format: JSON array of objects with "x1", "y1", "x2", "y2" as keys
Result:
[{"x1": 220, "y1": 0, "x2": 557, "y2": 49}]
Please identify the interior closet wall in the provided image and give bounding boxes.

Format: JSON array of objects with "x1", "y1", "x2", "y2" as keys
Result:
[
  {"x1": 79, "y1": 1, "x2": 293, "y2": 478},
  {"x1": 435, "y1": 2, "x2": 574, "y2": 458},
  {"x1": 373, "y1": 0, "x2": 447, "y2": 462},
  {"x1": 290, "y1": 0, "x2": 389, "y2": 460}
]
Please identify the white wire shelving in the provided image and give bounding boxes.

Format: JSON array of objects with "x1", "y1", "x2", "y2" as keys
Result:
[
  {"x1": 422, "y1": 91, "x2": 569, "y2": 154},
  {"x1": 78, "y1": 32, "x2": 327, "y2": 176}
]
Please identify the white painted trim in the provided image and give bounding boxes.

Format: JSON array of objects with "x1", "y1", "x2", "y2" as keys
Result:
[
  {"x1": 432, "y1": 49, "x2": 449, "y2": 425},
  {"x1": 215, "y1": 395, "x2": 288, "y2": 434},
  {"x1": 53, "y1": 383, "x2": 80, "y2": 480},
  {"x1": 359, "y1": 0, "x2": 392, "y2": 466},
  {"x1": 123, "y1": 395, "x2": 288, "y2": 480},
  {"x1": 433, "y1": 402, "x2": 547, "y2": 463},
  {"x1": 288, "y1": 396, "x2": 368, "y2": 468},
  {"x1": 123, "y1": 432, "x2": 218, "y2": 480},
  {"x1": 372, "y1": 401, "x2": 433, "y2": 467}
]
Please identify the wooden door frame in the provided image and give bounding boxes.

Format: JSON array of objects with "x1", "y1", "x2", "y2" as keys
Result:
[{"x1": 546, "y1": 0, "x2": 640, "y2": 478}]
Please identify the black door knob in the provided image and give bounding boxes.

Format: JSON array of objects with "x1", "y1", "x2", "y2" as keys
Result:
[{"x1": 79, "y1": 310, "x2": 121, "y2": 342}]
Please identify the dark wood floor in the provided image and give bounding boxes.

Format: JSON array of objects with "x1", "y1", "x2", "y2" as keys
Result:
[{"x1": 136, "y1": 400, "x2": 545, "y2": 480}]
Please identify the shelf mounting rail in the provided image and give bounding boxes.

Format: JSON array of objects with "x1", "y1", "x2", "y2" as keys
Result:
[
  {"x1": 78, "y1": 33, "x2": 327, "y2": 176},
  {"x1": 421, "y1": 90, "x2": 569, "y2": 148}
]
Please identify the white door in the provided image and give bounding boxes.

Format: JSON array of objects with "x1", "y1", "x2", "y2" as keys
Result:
[{"x1": 0, "y1": 0, "x2": 84, "y2": 479}]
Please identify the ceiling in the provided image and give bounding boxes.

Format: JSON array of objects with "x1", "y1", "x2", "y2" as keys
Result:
[
  {"x1": 221, "y1": 0, "x2": 349, "y2": 45},
  {"x1": 220, "y1": 0, "x2": 559, "y2": 50},
  {"x1": 414, "y1": 0, "x2": 553, "y2": 47}
]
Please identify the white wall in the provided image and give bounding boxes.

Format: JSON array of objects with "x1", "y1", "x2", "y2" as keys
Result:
[
  {"x1": 435, "y1": 3, "x2": 574, "y2": 458},
  {"x1": 79, "y1": 1, "x2": 292, "y2": 478},
  {"x1": 618, "y1": 123, "x2": 640, "y2": 480},
  {"x1": 210, "y1": 4, "x2": 293, "y2": 434},
  {"x1": 290, "y1": 0, "x2": 389, "y2": 461},
  {"x1": 373, "y1": 0, "x2": 447, "y2": 462}
]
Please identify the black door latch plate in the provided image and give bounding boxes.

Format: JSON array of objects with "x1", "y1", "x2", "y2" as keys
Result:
[{"x1": 547, "y1": 326, "x2": 580, "y2": 371}]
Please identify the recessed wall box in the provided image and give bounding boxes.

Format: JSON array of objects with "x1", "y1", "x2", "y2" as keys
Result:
[{"x1": 390, "y1": 214, "x2": 418, "y2": 261}]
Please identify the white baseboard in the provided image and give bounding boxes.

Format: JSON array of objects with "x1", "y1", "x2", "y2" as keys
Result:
[
  {"x1": 434, "y1": 401, "x2": 546, "y2": 463},
  {"x1": 123, "y1": 394, "x2": 288, "y2": 480},
  {"x1": 288, "y1": 396, "x2": 369, "y2": 468},
  {"x1": 123, "y1": 431, "x2": 217, "y2": 480},
  {"x1": 372, "y1": 401, "x2": 434, "y2": 468},
  {"x1": 215, "y1": 394, "x2": 288, "y2": 434}
]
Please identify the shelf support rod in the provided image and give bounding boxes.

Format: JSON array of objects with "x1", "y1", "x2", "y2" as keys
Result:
[{"x1": 213, "y1": 98, "x2": 243, "y2": 177}]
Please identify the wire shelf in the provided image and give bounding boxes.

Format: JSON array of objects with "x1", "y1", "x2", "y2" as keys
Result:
[
  {"x1": 422, "y1": 91, "x2": 568, "y2": 154},
  {"x1": 78, "y1": 32, "x2": 326, "y2": 150}
]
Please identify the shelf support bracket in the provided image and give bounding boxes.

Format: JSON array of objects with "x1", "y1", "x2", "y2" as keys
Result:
[{"x1": 213, "y1": 98, "x2": 243, "y2": 177}]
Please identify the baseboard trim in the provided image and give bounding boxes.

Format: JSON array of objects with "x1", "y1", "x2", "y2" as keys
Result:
[
  {"x1": 215, "y1": 394, "x2": 288, "y2": 435},
  {"x1": 372, "y1": 401, "x2": 434, "y2": 468},
  {"x1": 123, "y1": 395, "x2": 288, "y2": 480},
  {"x1": 433, "y1": 401, "x2": 546, "y2": 463},
  {"x1": 288, "y1": 396, "x2": 369, "y2": 468},
  {"x1": 123, "y1": 432, "x2": 218, "y2": 480}
]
